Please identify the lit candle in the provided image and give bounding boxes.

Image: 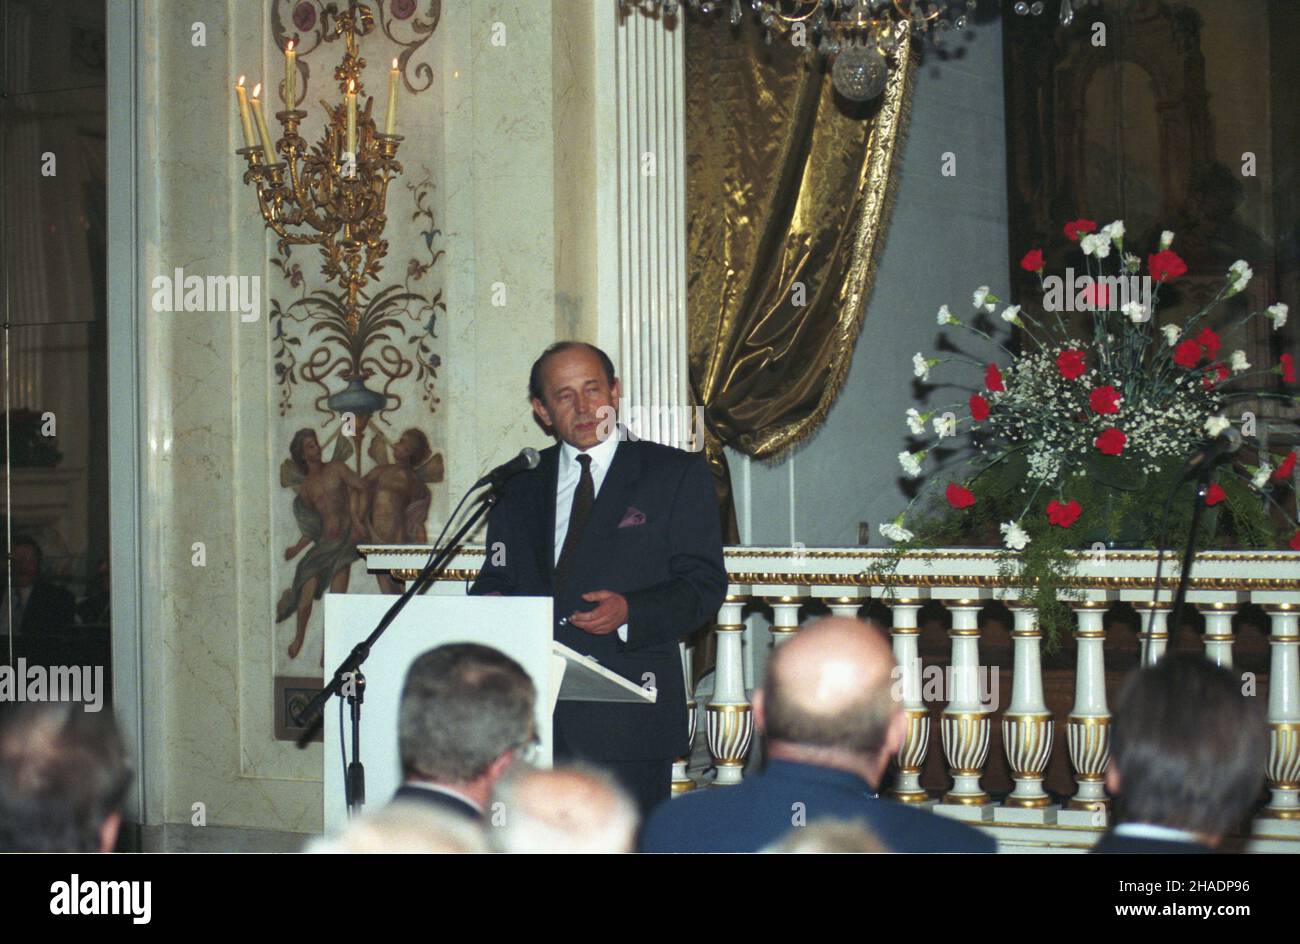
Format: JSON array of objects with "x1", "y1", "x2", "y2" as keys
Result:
[
  {"x1": 384, "y1": 58, "x2": 399, "y2": 135},
  {"x1": 250, "y1": 83, "x2": 276, "y2": 159},
  {"x1": 284, "y1": 40, "x2": 296, "y2": 108},
  {"x1": 234, "y1": 76, "x2": 256, "y2": 148},
  {"x1": 345, "y1": 79, "x2": 357, "y2": 157}
]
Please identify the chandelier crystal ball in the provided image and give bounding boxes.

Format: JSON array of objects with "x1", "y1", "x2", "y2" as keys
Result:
[
  {"x1": 646, "y1": 0, "x2": 979, "y2": 103},
  {"x1": 832, "y1": 44, "x2": 888, "y2": 101}
]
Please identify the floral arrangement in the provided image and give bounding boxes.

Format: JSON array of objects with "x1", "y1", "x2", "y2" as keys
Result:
[
  {"x1": 885, "y1": 219, "x2": 1297, "y2": 553},
  {"x1": 873, "y1": 220, "x2": 1297, "y2": 639}
]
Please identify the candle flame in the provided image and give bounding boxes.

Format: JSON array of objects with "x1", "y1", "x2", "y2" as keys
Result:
[
  {"x1": 392, "y1": 58, "x2": 398, "y2": 69},
  {"x1": 237, "y1": 75, "x2": 245, "y2": 88},
  {"x1": 348, "y1": 79, "x2": 355, "y2": 93},
  {"x1": 252, "y1": 82, "x2": 262, "y2": 98},
  {"x1": 287, "y1": 40, "x2": 295, "y2": 52}
]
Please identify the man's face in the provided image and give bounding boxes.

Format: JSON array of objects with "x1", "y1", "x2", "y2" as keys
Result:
[
  {"x1": 532, "y1": 347, "x2": 621, "y2": 451},
  {"x1": 11, "y1": 544, "x2": 38, "y2": 588},
  {"x1": 393, "y1": 433, "x2": 413, "y2": 462},
  {"x1": 303, "y1": 434, "x2": 322, "y2": 464}
]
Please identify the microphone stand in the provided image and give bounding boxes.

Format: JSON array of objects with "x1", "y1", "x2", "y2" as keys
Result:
[
  {"x1": 294, "y1": 486, "x2": 501, "y2": 820},
  {"x1": 1167, "y1": 462, "x2": 1213, "y2": 641}
]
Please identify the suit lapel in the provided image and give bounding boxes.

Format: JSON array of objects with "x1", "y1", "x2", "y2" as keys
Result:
[{"x1": 537, "y1": 443, "x2": 560, "y2": 593}]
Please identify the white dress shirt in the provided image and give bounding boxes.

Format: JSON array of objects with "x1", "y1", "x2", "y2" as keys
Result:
[{"x1": 554, "y1": 433, "x2": 628, "y2": 641}]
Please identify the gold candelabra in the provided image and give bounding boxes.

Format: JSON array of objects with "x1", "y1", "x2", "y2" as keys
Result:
[{"x1": 234, "y1": 2, "x2": 402, "y2": 331}]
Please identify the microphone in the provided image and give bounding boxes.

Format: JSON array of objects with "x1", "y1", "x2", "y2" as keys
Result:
[
  {"x1": 1181, "y1": 426, "x2": 1242, "y2": 480},
  {"x1": 473, "y1": 447, "x2": 540, "y2": 490}
]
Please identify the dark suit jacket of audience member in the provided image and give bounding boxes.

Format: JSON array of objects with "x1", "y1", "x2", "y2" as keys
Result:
[
  {"x1": 1091, "y1": 832, "x2": 1214, "y2": 854},
  {"x1": 640, "y1": 759, "x2": 996, "y2": 853},
  {"x1": 1, "y1": 578, "x2": 76, "y2": 633},
  {"x1": 391, "y1": 783, "x2": 480, "y2": 820},
  {"x1": 470, "y1": 436, "x2": 726, "y2": 763}
]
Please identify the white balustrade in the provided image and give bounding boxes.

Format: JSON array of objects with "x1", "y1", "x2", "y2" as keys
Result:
[
  {"x1": 1263, "y1": 605, "x2": 1300, "y2": 821},
  {"x1": 939, "y1": 599, "x2": 991, "y2": 809},
  {"x1": 1001, "y1": 603, "x2": 1053, "y2": 811},
  {"x1": 1065, "y1": 601, "x2": 1110, "y2": 819},
  {"x1": 888, "y1": 599, "x2": 929, "y2": 804}
]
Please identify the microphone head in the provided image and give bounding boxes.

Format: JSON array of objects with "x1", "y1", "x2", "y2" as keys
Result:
[
  {"x1": 521, "y1": 447, "x2": 540, "y2": 470},
  {"x1": 1220, "y1": 425, "x2": 1243, "y2": 453}
]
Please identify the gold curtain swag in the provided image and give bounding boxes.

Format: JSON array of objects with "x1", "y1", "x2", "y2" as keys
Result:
[{"x1": 685, "y1": 20, "x2": 914, "y2": 542}]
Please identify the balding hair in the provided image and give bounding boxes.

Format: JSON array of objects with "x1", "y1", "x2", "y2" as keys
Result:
[
  {"x1": 488, "y1": 764, "x2": 639, "y2": 854},
  {"x1": 762, "y1": 616, "x2": 898, "y2": 756}
]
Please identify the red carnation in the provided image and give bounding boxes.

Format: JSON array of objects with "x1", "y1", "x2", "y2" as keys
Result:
[
  {"x1": 1201, "y1": 362, "x2": 1230, "y2": 390},
  {"x1": 1205, "y1": 483, "x2": 1226, "y2": 507},
  {"x1": 946, "y1": 483, "x2": 976, "y2": 509},
  {"x1": 1196, "y1": 327, "x2": 1221, "y2": 358},
  {"x1": 1282, "y1": 353, "x2": 1296, "y2": 384},
  {"x1": 985, "y1": 363, "x2": 1005, "y2": 392},
  {"x1": 969, "y1": 393, "x2": 990, "y2": 423},
  {"x1": 1046, "y1": 499, "x2": 1082, "y2": 528},
  {"x1": 1291, "y1": 530, "x2": 1300, "y2": 551},
  {"x1": 1020, "y1": 248, "x2": 1044, "y2": 272},
  {"x1": 1173, "y1": 339, "x2": 1203, "y2": 368},
  {"x1": 1148, "y1": 249, "x2": 1188, "y2": 283},
  {"x1": 1089, "y1": 385, "x2": 1121, "y2": 415},
  {"x1": 1276, "y1": 451, "x2": 1297, "y2": 481},
  {"x1": 1095, "y1": 427, "x2": 1127, "y2": 456},
  {"x1": 1057, "y1": 349, "x2": 1087, "y2": 380},
  {"x1": 1064, "y1": 219, "x2": 1097, "y2": 242}
]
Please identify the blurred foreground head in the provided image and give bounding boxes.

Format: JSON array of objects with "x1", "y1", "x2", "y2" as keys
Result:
[
  {"x1": 0, "y1": 702, "x2": 132, "y2": 852},
  {"x1": 756, "y1": 616, "x2": 903, "y2": 787},
  {"x1": 307, "y1": 802, "x2": 487, "y2": 854},
  {"x1": 1108, "y1": 653, "x2": 1266, "y2": 842},
  {"x1": 489, "y1": 765, "x2": 638, "y2": 854}
]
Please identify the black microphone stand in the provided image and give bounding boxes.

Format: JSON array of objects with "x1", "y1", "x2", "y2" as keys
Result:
[
  {"x1": 1167, "y1": 462, "x2": 1214, "y2": 641},
  {"x1": 294, "y1": 486, "x2": 500, "y2": 819}
]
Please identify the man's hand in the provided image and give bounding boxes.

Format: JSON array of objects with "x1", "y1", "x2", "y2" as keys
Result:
[{"x1": 568, "y1": 590, "x2": 628, "y2": 636}]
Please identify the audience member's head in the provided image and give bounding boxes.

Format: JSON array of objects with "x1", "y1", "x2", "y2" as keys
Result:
[
  {"x1": 763, "y1": 819, "x2": 891, "y2": 854},
  {"x1": 754, "y1": 616, "x2": 904, "y2": 789},
  {"x1": 398, "y1": 644, "x2": 536, "y2": 808},
  {"x1": 0, "y1": 702, "x2": 132, "y2": 852},
  {"x1": 1105, "y1": 653, "x2": 1266, "y2": 845},
  {"x1": 488, "y1": 764, "x2": 639, "y2": 854},
  {"x1": 306, "y1": 801, "x2": 487, "y2": 854}
]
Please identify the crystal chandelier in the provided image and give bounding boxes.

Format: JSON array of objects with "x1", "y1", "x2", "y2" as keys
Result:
[
  {"x1": 1010, "y1": 0, "x2": 1103, "y2": 25},
  {"x1": 642, "y1": 0, "x2": 980, "y2": 101}
]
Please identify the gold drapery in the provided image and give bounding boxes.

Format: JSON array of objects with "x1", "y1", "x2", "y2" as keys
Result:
[{"x1": 685, "y1": 21, "x2": 915, "y2": 541}]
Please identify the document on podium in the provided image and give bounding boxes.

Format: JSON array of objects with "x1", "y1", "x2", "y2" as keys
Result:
[{"x1": 551, "y1": 640, "x2": 658, "y2": 705}]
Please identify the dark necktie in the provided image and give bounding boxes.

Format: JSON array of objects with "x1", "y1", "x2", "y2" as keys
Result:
[{"x1": 554, "y1": 454, "x2": 594, "y2": 592}]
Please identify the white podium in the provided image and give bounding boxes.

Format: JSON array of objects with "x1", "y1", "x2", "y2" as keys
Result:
[{"x1": 322, "y1": 593, "x2": 655, "y2": 833}]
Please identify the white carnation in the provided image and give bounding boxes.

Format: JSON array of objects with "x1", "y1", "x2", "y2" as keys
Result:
[
  {"x1": 1001, "y1": 304, "x2": 1022, "y2": 325},
  {"x1": 937, "y1": 304, "x2": 957, "y2": 326},
  {"x1": 1081, "y1": 232, "x2": 1111, "y2": 258},
  {"x1": 905, "y1": 408, "x2": 927, "y2": 435},
  {"x1": 898, "y1": 450, "x2": 924, "y2": 478},
  {"x1": 1267, "y1": 303, "x2": 1288, "y2": 329},
  {"x1": 933, "y1": 413, "x2": 957, "y2": 439},
  {"x1": 880, "y1": 520, "x2": 914, "y2": 543},
  {"x1": 1204, "y1": 415, "x2": 1231, "y2": 438},
  {"x1": 1000, "y1": 520, "x2": 1031, "y2": 551},
  {"x1": 1230, "y1": 350, "x2": 1250, "y2": 373},
  {"x1": 973, "y1": 286, "x2": 989, "y2": 309},
  {"x1": 1252, "y1": 464, "x2": 1272, "y2": 490},
  {"x1": 1159, "y1": 230, "x2": 1175, "y2": 249},
  {"x1": 1229, "y1": 259, "x2": 1253, "y2": 293},
  {"x1": 1121, "y1": 301, "x2": 1147, "y2": 324},
  {"x1": 913, "y1": 353, "x2": 933, "y2": 381},
  {"x1": 1161, "y1": 324, "x2": 1181, "y2": 346},
  {"x1": 1104, "y1": 220, "x2": 1125, "y2": 242}
]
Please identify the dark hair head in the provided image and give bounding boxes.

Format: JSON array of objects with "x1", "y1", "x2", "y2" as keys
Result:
[
  {"x1": 11, "y1": 534, "x2": 42, "y2": 570},
  {"x1": 289, "y1": 428, "x2": 318, "y2": 474},
  {"x1": 1111, "y1": 653, "x2": 1266, "y2": 838},
  {"x1": 0, "y1": 702, "x2": 132, "y2": 852},
  {"x1": 399, "y1": 644, "x2": 536, "y2": 784},
  {"x1": 400, "y1": 428, "x2": 432, "y2": 467},
  {"x1": 528, "y1": 342, "x2": 617, "y2": 404}
]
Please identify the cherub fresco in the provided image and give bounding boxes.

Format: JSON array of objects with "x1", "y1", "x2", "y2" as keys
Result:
[
  {"x1": 360, "y1": 428, "x2": 444, "y2": 594},
  {"x1": 276, "y1": 427, "x2": 366, "y2": 660}
]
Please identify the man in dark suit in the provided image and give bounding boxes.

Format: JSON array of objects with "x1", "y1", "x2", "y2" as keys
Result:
[
  {"x1": 1091, "y1": 653, "x2": 1265, "y2": 854},
  {"x1": 470, "y1": 341, "x2": 726, "y2": 815},
  {"x1": 640, "y1": 616, "x2": 995, "y2": 853},
  {"x1": 391, "y1": 643, "x2": 537, "y2": 820},
  {"x1": 2, "y1": 536, "x2": 76, "y2": 634}
]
